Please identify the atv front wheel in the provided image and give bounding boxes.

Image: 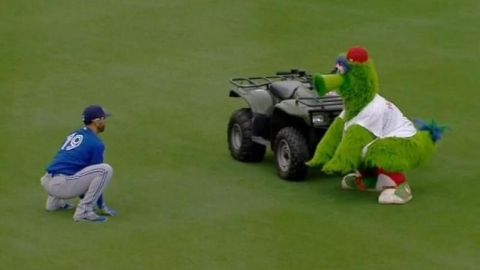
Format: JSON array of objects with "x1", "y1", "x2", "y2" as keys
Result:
[
  {"x1": 228, "y1": 108, "x2": 266, "y2": 162},
  {"x1": 274, "y1": 127, "x2": 309, "y2": 180}
]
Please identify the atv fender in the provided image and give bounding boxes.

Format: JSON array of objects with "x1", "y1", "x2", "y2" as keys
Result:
[
  {"x1": 274, "y1": 100, "x2": 311, "y2": 126},
  {"x1": 229, "y1": 88, "x2": 275, "y2": 115}
]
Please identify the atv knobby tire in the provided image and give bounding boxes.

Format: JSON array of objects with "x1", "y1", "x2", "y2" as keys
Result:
[
  {"x1": 228, "y1": 108, "x2": 266, "y2": 162},
  {"x1": 274, "y1": 127, "x2": 309, "y2": 180}
]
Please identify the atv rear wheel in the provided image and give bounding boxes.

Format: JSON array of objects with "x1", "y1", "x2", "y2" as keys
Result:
[
  {"x1": 228, "y1": 108, "x2": 266, "y2": 162},
  {"x1": 274, "y1": 127, "x2": 309, "y2": 180}
]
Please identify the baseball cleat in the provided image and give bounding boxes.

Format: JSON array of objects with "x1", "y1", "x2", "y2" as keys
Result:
[
  {"x1": 73, "y1": 212, "x2": 108, "y2": 223},
  {"x1": 46, "y1": 196, "x2": 75, "y2": 211},
  {"x1": 96, "y1": 204, "x2": 117, "y2": 217},
  {"x1": 57, "y1": 203, "x2": 75, "y2": 210}
]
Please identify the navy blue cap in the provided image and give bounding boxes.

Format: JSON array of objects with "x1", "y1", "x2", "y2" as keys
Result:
[{"x1": 82, "y1": 105, "x2": 111, "y2": 124}]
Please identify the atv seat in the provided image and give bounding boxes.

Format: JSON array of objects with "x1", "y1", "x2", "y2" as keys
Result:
[{"x1": 269, "y1": 81, "x2": 303, "y2": 99}]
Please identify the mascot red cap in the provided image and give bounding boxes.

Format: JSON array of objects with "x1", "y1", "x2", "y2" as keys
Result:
[{"x1": 347, "y1": 47, "x2": 369, "y2": 63}]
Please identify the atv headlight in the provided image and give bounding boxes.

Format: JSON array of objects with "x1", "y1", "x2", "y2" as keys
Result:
[{"x1": 311, "y1": 113, "x2": 327, "y2": 127}]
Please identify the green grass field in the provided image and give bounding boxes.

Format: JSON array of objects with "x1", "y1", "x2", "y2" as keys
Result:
[{"x1": 1, "y1": 0, "x2": 479, "y2": 269}]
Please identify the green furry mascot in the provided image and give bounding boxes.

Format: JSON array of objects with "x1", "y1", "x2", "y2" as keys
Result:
[{"x1": 307, "y1": 47, "x2": 445, "y2": 204}]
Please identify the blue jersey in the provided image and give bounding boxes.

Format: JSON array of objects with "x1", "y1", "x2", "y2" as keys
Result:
[{"x1": 46, "y1": 127, "x2": 105, "y2": 175}]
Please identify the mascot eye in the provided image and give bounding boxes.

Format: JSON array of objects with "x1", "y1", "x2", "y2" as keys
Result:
[
  {"x1": 336, "y1": 63, "x2": 346, "y2": 74},
  {"x1": 335, "y1": 57, "x2": 350, "y2": 75}
]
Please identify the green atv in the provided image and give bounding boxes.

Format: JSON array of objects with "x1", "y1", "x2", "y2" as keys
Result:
[{"x1": 227, "y1": 69, "x2": 343, "y2": 180}]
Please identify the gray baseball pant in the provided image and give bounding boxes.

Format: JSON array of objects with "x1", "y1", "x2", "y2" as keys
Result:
[{"x1": 40, "y1": 163, "x2": 113, "y2": 216}]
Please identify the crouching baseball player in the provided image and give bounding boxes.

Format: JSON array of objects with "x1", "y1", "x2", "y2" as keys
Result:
[{"x1": 40, "y1": 105, "x2": 116, "y2": 223}]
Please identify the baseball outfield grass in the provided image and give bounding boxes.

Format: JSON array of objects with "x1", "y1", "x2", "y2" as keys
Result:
[{"x1": 1, "y1": 0, "x2": 479, "y2": 269}]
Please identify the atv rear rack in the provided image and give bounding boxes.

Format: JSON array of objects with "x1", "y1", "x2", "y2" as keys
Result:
[
  {"x1": 230, "y1": 76, "x2": 284, "y2": 88},
  {"x1": 230, "y1": 69, "x2": 312, "y2": 89}
]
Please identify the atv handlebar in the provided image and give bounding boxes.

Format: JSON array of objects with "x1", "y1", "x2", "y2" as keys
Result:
[{"x1": 276, "y1": 69, "x2": 307, "y2": 77}]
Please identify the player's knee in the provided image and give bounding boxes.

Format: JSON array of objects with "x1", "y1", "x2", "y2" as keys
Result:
[{"x1": 100, "y1": 163, "x2": 114, "y2": 177}]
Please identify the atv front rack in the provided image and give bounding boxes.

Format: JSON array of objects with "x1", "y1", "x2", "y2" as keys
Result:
[{"x1": 296, "y1": 95, "x2": 343, "y2": 110}]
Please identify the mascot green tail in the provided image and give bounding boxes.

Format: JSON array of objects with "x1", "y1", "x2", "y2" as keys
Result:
[{"x1": 414, "y1": 119, "x2": 448, "y2": 143}]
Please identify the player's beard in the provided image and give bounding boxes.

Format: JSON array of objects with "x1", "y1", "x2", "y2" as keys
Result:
[{"x1": 97, "y1": 124, "x2": 106, "y2": 133}]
